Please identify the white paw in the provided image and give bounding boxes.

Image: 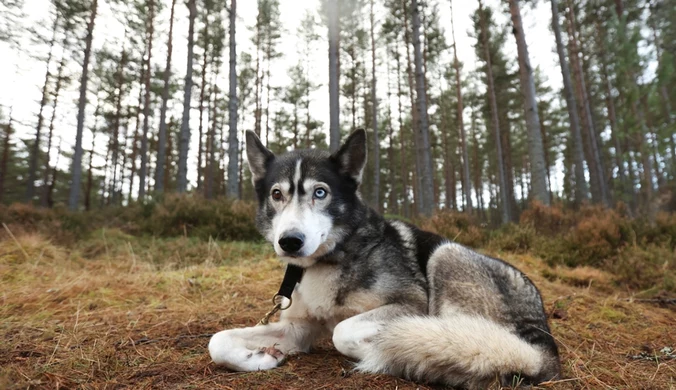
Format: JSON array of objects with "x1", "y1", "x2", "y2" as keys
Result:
[
  {"x1": 208, "y1": 330, "x2": 285, "y2": 371},
  {"x1": 247, "y1": 346, "x2": 285, "y2": 370}
]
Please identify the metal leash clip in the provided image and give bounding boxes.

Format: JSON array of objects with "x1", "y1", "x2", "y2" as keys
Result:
[{"x1": 257, "y1": 294, "x2": 292, "y2": 326}]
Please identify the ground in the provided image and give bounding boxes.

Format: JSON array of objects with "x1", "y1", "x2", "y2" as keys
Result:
[{"x1": 1, "y1": 229, "x2": 675, "y2": 389}]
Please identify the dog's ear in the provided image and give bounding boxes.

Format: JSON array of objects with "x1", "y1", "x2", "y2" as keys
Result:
[
  {"x1": 246, "y1": 130, "x2": 274, "y2": 182},
  {"x1": 331, "y1": 129, "x2": 367, "y2": 184}
]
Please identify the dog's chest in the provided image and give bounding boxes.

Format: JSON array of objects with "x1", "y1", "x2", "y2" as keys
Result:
[{"x1": 294, "y1": 264, "x2": 385, "y2": 322}]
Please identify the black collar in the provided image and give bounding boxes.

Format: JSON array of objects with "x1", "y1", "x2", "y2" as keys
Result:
[{"x1": 276, "y1": 264, "x2": 304, "y2": 300}]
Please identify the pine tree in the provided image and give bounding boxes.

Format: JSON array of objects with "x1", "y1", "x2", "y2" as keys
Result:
[
  {"x1": 177, "y1": 0, "x2": 197, "y2": 193},
  {"x1": 68, "y1": 0, "x2": 98, "y2": 210},
  {"x1": 155, "y1": 0, "x2": 177, "y2": 194},
  {"x1": 476, "y1": 0, "x2": 511, "y2": 224},
  {"x1": 508, "y1": 0, "x2": 550, "y2": 206},
  {"x1": 226, "y1": 0, "x2": 239, "y2": 199}
]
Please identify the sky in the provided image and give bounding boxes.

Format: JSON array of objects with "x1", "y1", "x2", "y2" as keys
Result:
[{"x1": 0, "y1": 0, "x2": 565, "y2": 194}]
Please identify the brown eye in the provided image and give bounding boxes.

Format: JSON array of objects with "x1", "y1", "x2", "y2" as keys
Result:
[{"x1": 271, "y1": 189, "x2": 283, "y2": 201}]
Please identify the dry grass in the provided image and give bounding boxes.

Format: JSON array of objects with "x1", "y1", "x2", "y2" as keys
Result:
[{"x1": 1, "y1": 230, "x2": 675, "y2": 389}]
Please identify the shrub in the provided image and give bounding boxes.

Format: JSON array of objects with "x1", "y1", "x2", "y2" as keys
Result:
[
  {"x1": 1, "y1": 195, "x2": 260, "y2": 243},
  {"x1": 611, "y1": 244, "x2": 675, "y2": 294},
  {"x1": 520, "y1": 201, "x2": 573, "y2": 235},
  {"x1": 144, "y1": 195, "x2": 259, "y2": 241},
  {"x1": 421, "y1": 210, "x2": 487, "y2": 247},
  {"x1": 488, "y1": 223, "x2": 537, "y2": 253},
  {"x1": 565, "y1": 207, "x2": 631, "y2": 267}
]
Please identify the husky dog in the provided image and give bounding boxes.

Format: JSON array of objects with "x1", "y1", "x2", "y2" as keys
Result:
[{"x1": 209, "y1": 130, "x2": 560, "y2": 388}]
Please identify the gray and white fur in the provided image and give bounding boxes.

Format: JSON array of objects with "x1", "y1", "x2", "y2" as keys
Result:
[{"x1": 208, "y1": 130, "x2": 560, "y2": 389}]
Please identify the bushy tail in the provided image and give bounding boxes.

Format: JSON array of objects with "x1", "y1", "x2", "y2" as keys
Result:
[{"x1": 356, "y1": 314, "x2": 556, "y2": 389}]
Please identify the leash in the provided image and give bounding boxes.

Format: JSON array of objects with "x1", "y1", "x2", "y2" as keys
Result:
[{"x1": 257, "y1": 264, "x2": 304, "y2": 325}]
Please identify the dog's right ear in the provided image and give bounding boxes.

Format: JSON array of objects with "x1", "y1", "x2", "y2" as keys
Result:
[
  {"x1": 331, "y1": 129, "x2": 367, "y2": 185},
  {"x1": 246, "y1": 130, "x2": 274, "y2": 182}
]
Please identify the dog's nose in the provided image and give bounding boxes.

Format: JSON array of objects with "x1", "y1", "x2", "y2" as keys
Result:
[{"x1": 278, "y1": 232, "x2": 305, "y2": 254}]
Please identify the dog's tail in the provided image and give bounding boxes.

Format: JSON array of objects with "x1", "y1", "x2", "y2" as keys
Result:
[{"x1": 356, "y1": 314, "x2": 559, "y2": 389}]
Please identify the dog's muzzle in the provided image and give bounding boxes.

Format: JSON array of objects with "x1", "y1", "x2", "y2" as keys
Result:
[{"x1": 278, "y1": 231, "x2": 305, "y2": 255}]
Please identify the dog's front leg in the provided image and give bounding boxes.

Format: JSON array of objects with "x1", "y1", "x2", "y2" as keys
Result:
[{"x1": 209, "y1": 318, "x2": 321, "y2": 371}]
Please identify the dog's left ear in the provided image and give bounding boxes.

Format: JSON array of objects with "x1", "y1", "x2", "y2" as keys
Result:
[
  {"x1": 331, "y1": 129, "x2": 367, "y2": 185},
  {"x1": 246, "y1": 130, "x2": 274, "y2": 182}
]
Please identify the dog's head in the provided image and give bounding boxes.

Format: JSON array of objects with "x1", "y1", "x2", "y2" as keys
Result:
[{"x1": 245, "y1": 130, "x2": 367, "y2": 267}]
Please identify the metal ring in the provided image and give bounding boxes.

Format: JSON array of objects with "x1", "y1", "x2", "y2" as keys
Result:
[{"x1": 272, "y1": 294, "x2": 292, "y2": 310}]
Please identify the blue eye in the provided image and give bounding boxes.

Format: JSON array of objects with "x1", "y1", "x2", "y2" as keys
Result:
[{"x1": 314, "y1": 187, "x2": 327, "y2": 199}]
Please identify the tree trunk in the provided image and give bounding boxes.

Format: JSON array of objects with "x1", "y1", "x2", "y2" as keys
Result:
[
  {"x1": 509, "y1": 0, "x2": 550, "y2": 206},
  {"x1": 205, "y1": 75, "x2": 219, "y2": 199},
  {"x1": 0, "y1": 114, "x2": 12, "y2": 204},
  {"x1": 264, "y1": 33, "x2": 272, "y2": 147},
  {"x1": 551, "y1": 0, "x2": 588, "y2": 205},
  {"x1": 402, "y1": 0, "x2": 422, "y2": 214},
  {"x1": 41, "y1": 39, "x2": 67, "y2": 207},
  {"x1": 450, "y1": 0, "x2": 472, "y2": 213},
  {"x1": 68, "y1": 0, "x2": 98, "y2": 211},
  {"x1": 369, "y1": 0, "x2": 380, "y2": 211},
  {"x1": 411, "y1": 0, "x2": 434, "y2": 216},
  {"x1": 109, "y1": 42, "x2": 127, "y2": 205},
  {"x1": 177, "y1": 0, "x2": 197, "y2": 193},
  {"x1": 328, "y1": 0, "x2": 340, "y2": 152},
  {"x1": 138, "y1": 0, "x2": 155, "y2": 200},
  {"x1": 26, "y1": 12, "x2": 60, "y2": 203},
  {"x1": 155, "y1": 0, "x2": 176, "y2": 194},
  {"x1": 478, "y1": 0, "x2": 511, "y2": 224},
  {"x1": 226, "y1": 0, "x2": 239, "y2": 199},
  {"x1": 594, "y1": 16, "x2": 631, "y2": 204},
  {"x1": 438, "y1": 83, "x2": 455, "y2": 210},
  {"x1": 470, "y1": 108, "x2": 485, "y2": 218},
  {"x1": 565, "y1": 0, "x2": 610, "y2": 207},
  {"x1": 395, "y1": 50, "x2": 409, "y2": 217},
  {"x1": 197, "y1": 15, "x2": 211, "y2": 189},
  {"x1": 254, "y1": 10, "x2": 262, "y2": 138},
  {"x1": 85, "y1": 138, "x2": 95, "y2": 211},
  {"x1": 128, "y1": 55, "x2": 146, "y2": 203}
]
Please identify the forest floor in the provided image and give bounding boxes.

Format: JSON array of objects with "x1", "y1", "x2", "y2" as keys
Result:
[{"x1": 1, "y1": 228, "x2": 675, "y2": 389}]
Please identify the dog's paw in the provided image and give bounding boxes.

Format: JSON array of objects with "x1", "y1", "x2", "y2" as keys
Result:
[
  {"x1": 246, "y1": 346, "x2": 285, "y2": 370},
  {"x1": 260, "y1": 345, "x2": 285, "y2": 360}
]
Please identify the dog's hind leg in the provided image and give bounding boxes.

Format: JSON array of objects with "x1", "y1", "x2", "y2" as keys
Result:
[
  {"x1": 332, "y1": 304, "x2": 419, "y2": 362},
  {"x1": 209, "y1": 319, "x2": 323, "y2": 371}
]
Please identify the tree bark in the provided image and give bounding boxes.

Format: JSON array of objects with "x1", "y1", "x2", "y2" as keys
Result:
[
  {"x1": 402, "y1": 0, "x2": 422, "y2": 214},
  {"x1": 226, "y1": 0, "x2": 239, "y2": 199},
  {"x1": 594, "y1": 16, "x2": 631, "y2": 204},
  {"x1": 438, "y1": 82, "x2": 456, "y2": 210},
  {"x1": 128, "y1": 53, "x2": 146, "y2": 203},
  {"x1": 109, "y1": 42, "x2": 127, "y2": 205},
  {"x1": 369, "y1": 0, "x2": 380, "y2": 211},
  {"x1": 509, "y1": 0, "x2": 550, "y2": 206},
  {"x1": 68, "y1": 0, "x2": 98, "y2": 211},
  {"x1": 41, "y1": 38, "x2": 67, "y2": 207},
  {"x1": 85, "y1": 143, "x2": 95, "y2": 211},
  {"x1": 411, "y1": 0, "x2": 434, "y2": 216},
  {"x1": 177, "y1": 0, "x2": 197, "y2": 193},
  {"x1": 205, "y1": 73, "x2": 219, "y2": 199},
  {"x1": 450, "y1": 0, "x2": 472, "y2": 213},
  {"x1": 395, "y1": 50, "x2": 409, "y2": 217},
  {"x1": 478, "y1": 0, "x2": 511, "y2": 224},
  {"x1": 551, "y1": 0, "x2": 589, "y2": 205},
  {"x1": 197, "y1": 12, "x2": 212, "y2": 190},
  {"x1": 328, "y1": 0, "x2": 340, "y2": 152},
  {"x1": 254, "y1": 8, "x2": 263, "y2": 138},
  {"x1": 138, "y1": 0, "x2": 155, "y2": 200},
  {"x1": 564, "y1": 0, "x2": 610, "y2": 207},
  {"x1": 0, "y1": 114, "x2": 12, "y2": 204},
  {"x1": 26, "y1": 12, "x2": 60, "y2": 203},
  {"x1": 155, "y1": 0, "x2": 176, "y2": 194}
]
